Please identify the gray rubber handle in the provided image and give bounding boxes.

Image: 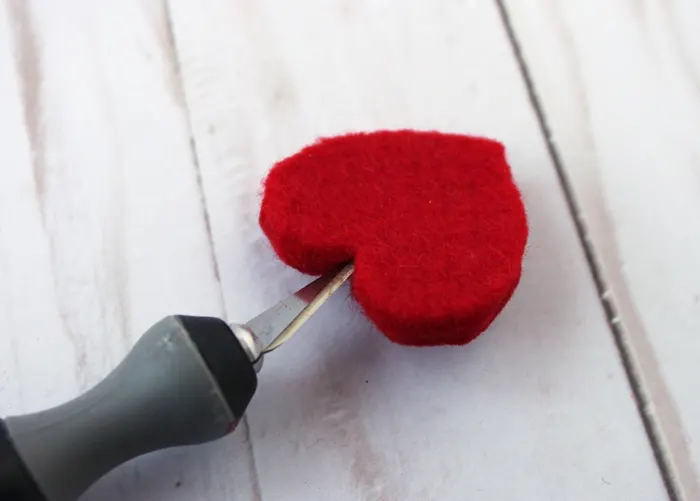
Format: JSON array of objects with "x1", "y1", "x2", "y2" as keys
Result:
[{"x1": 3, "y1": 315, "x2": 258, "y2": 501}]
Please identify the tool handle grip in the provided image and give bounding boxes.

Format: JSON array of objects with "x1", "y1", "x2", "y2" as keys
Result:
[{"x1": 0, "y1": 315, "x2": 258, "y2": 501}]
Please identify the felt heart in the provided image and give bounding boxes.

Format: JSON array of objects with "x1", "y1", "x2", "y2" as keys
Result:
[{"x1": 259, "y1": 130, "x2": 528, "y2": 346}]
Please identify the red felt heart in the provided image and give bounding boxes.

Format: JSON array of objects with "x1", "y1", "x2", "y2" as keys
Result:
[{"x1": 259, "y1": 130, "x2": 528, "y2": 346}]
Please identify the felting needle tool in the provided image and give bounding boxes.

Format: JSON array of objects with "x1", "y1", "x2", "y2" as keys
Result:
[{"x1": 0, "y1": 263, "x2": 355, "y2": 501}]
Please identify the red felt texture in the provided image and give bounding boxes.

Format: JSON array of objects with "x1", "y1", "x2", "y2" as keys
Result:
[{"x1": 259, "y1": 130, "x2": 528, "y2": 346}]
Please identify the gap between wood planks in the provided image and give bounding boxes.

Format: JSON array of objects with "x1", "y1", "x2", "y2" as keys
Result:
[
  {"x1": 493, "y1": 1, "x2": 685, "y2": 501},
  {"x1": 160, "y1": 1, "x2": 265, "y2": 500}
]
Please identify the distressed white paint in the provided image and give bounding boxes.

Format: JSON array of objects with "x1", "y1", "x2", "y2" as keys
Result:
[
  {"x1": 167, "y1": 1, "x2": 667, "y2": 499},
  {"x1": 503, "y1": 1, "x2": 700, "y2": 499},
  {"x1": 0, "y1": 1, "x2": 258, "y2": 499}
]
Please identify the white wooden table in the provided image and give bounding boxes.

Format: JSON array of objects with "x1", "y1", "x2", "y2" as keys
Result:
[{"x1": 0, "y1": 1, "x2": 697, "y2": 500}]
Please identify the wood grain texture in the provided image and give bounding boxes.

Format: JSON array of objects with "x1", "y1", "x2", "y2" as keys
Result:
[
  {"x1": 0, "y1": 0, "x2": 259, "y2": 499},
  {"x1": 502, "y1": 1, "x2": 700, "y2": 499},
  {"x1": 167, "y1": 0, "x2": 668, "y2": 499}
]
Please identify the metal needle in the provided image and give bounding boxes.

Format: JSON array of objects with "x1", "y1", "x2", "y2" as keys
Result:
[{"x1": 244, "y1": 263, "x2": 355, "y2": 356}]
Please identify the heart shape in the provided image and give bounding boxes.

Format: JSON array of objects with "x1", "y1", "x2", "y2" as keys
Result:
[{"x1": 259, "y1": 130, "x2": 528, "y2": 346}]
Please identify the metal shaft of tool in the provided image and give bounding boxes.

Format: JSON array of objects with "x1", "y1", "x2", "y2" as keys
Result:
[{"x1": 245, "y1": 263, "x2": 355, "y2": 357}]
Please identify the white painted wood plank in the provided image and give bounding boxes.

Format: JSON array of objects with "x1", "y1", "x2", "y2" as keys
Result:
[
  {"x1": 0, "y1": 1, "x2": 259, "y2": 499},
  {"x1": 168, "y1": 1, "x2": 668, "y2": 499},
  {"x1": 502, "y1": 1, "x2": 700, "y2": 498}
]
